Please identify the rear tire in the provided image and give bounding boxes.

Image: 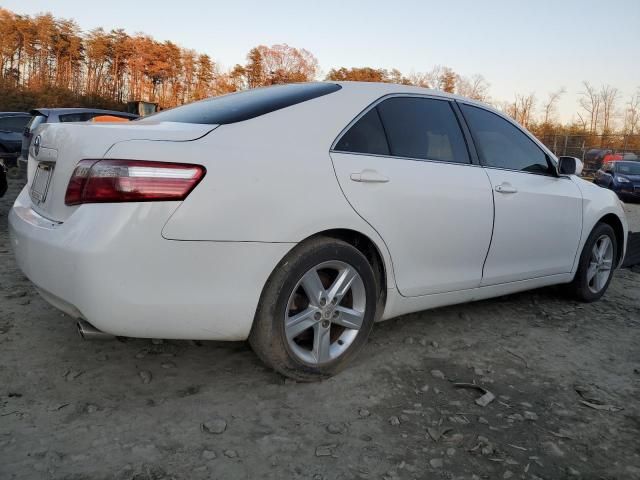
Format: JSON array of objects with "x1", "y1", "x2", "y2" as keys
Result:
[
  {"x1": 568, "y1": 223, "x2": 617, "y2": 302},
  {"x1": 249, "y1": 237, "x2": 378, "y2": 381}
]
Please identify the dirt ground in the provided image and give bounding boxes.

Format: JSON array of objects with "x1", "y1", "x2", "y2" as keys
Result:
[{"x1": 1, "y1": 178, "x2": 640, "y2": 480}]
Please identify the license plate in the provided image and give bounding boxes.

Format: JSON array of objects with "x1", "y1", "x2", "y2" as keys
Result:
[{"x1": 30, "y1": 163, "x2": 53, "y2": 204}]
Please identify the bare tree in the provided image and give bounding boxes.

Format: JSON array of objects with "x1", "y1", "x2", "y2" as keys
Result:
[
  {"x1": 505, "y1": 93, "x2": 536, "y2": 127},
  {"x1": 406, "y1": 71, "x2": 431, "y2": 88},
  {"x1": 542, "y1": 87, "x2": 565, "y2": 124},
  {"x1": 456, "y1": 74, "x2": 490, "y2": 101},
  {"x1": 578, "y1": 81, "x2": 601, "y2": 134},
  {"x1": 575, "y1": 112, "x2": 588, "y2": 132},
  {"x1": 599, "y1": 84, "x2": 619, "y2": 134},
  {"x1": 624, "y1": 89, "x2": 640, "y2": 136}
]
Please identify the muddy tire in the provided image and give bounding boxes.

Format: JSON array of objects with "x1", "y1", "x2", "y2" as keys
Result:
[{"x1": 249, "y1": 236, "x2": 378, "y2": 381}]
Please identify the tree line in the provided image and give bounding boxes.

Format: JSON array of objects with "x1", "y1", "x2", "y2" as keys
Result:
[{"x1": 0, "y1": 7, "x2": 638, "y2": 142}]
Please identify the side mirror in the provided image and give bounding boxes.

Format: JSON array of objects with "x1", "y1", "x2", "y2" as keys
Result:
[{"x1": 557, "y1": 156, "x2": 583, "y2": 176}]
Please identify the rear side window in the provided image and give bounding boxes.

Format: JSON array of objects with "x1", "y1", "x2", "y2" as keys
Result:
[
  {"x1": 141, "y1": 83, "x2": 342, "y2": 125},
  {"x1": 334, "y1": 108, "x2": 389, "y2": 155},
  {"x1": 377, "y1": 97, "x2": 469, "y2": 163},
  {"x1": 0, "y1": 115, "x2": 30, "y2": 132},
  {"x1": 460, "y1": 104, "x2": 551, "y2": 174}
]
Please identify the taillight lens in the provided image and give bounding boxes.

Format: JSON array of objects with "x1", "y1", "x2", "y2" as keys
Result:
[{"x1": 65, "y1": 159, "x2": 206, "y2": 205}]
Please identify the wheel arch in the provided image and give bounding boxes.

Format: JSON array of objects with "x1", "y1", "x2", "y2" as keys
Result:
[
  {"x1": 262, "y1": 228, "x2": 391, "y2": 321},
  {"x1": 597, "y1": 213, "x2": 625, "y2": 267},
  {"x1": 312, "y1": 228, "x2": 387, "y2": 290}
]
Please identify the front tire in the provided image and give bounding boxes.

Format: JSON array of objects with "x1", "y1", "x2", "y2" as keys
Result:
[
  {"x1": 568, "y1": 223, "x2": 617, "y2": 302},
  {"x1": 249, "y1": 237, "x2": 378, "y2": 381}
]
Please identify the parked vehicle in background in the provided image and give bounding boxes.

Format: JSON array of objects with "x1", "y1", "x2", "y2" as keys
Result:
[
  {"x1": 594, "y1": 160, "x2": 640, "y2": 201},
  {"x1": 584, "y1": 148, "x2": 613, "y2": 173},
  {"x1": 9, "y1": 82, "x2": 628, "y2": 381},
  {"x1": 18, "y1": 108, "x2": 138, "y2": 175},
  {"x1": 0, "y1": 112, "x2": 32, "y2": 173}
]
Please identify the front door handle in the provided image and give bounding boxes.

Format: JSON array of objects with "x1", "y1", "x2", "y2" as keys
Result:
[
  {"x1": 350, "y1": 169, "x2": 389, "y2": 183},
  {"x1": 495, "y1": 182, "x2": 518, "y2": 194}
]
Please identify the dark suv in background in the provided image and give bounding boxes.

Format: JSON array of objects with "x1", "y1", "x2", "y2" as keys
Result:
[
  {"x1": 0, "y1": 112, "x2": 32, "y2": 167},
  {"x1": 19, "y1": 108, "x2": 138, "y2": 174}
]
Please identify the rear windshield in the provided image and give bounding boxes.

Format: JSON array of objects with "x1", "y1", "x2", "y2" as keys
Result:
[
  {"x1": 140, "y1": 83, "x2": 341, "y2": 125},
  {"x1": 0, "y1": 115, "x2": 31, "y2": 132}
]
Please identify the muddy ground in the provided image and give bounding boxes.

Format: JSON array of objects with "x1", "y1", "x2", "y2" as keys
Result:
[{"x1": 1, "y1": 178, "x2": 640, "y2": 480}]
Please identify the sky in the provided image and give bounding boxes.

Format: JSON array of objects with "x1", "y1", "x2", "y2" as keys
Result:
[{"x1": 4, "y1": 0, "x2": 640, "y2": 123}]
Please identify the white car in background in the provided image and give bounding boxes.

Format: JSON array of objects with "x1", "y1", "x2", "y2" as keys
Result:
[{"x1": 9, "y1": 82, "x2": 628, "y2": 381}]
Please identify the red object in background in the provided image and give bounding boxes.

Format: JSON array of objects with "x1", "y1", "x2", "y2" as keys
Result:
[{"x1": 602, "y1": 153, "x2": 623, "y2": 163}]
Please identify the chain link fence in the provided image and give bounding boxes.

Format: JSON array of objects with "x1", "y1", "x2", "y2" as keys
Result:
[{"x1": 536, "y1": 133, "x2": 640, "y2": 176}]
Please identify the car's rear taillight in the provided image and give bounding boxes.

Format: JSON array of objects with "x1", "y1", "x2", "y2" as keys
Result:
[{"x1": 64, "y1": 159, "x2": 206, "y2": 205}]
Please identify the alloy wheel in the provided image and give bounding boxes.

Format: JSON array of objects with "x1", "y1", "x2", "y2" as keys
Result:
[
  {"x1": 284, "y1": 260, "x2": 366, "y2": 365},
  {"x1": 586, "y1": 234, "x2": 614, "y2": 294}
]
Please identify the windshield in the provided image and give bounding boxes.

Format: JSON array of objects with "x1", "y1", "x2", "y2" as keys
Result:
[{"x1": 616, "y1": 162, "x2": 640, "y2": 175}]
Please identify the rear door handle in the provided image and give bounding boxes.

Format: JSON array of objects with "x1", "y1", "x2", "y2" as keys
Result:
[
  {"x1": 350, "y1": 170, "x2": 389, "y2": 183},
  {"x1": 495, "y1": 182, "x2": 518, "y2": 194}
]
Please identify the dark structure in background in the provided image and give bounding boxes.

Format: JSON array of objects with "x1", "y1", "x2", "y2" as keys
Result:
[{"x1": 127, "y1": 101, "x2": 158, "y2": 117}]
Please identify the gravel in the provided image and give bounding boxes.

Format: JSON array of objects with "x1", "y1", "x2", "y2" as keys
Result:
[{"x1": 1, "y1": 179, "x2": 639, "y2": 479}]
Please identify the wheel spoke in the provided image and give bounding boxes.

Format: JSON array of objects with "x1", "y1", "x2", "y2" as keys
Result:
[
  {"x1": 300, "y1": 269, "x2": 325, "y2": 307},
  {"x1": 285, "y1": 308, "x2": 318, "y2": 339},
  {"x1": 598, "y1": 236, "x2": 611, "y2": 259},
  {"x1": 312, "y1": 323, "x2": 331, "y2": 363},
  {"x1": 326, "y1": 266, "x2": 357, "y2": 304},
  {"x1": 333, "y1": 306, "x2": 365, "y2": 330},
  {"x1": 592, "y1": 244, "x2": 601, "y2": 263},
  {"x1": 586, "y1": 262, "x2": 598, "y2": 283}
]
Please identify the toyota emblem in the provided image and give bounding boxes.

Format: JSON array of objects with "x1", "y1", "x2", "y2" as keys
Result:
[{"x1": 33, "y1": 135, "x2": 41, "y2": 156}]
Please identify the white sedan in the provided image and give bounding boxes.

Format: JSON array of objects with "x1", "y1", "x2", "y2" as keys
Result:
[{"x1": 9, "y1": 82, "x2": 628, "y2": 380}]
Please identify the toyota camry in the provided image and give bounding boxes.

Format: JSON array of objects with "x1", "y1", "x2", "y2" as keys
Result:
[{"x1": 9, "y1": 82, "x2": 628, "y2": 380}]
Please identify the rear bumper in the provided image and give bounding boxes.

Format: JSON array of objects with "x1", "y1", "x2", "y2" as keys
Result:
[{"x1": 9, "y1": 187, "x2": 293, "y2": 340}]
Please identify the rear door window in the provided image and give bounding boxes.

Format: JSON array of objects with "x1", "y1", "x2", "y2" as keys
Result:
[
  {"x1": 334, "y1": 96, "x2": 470, "y2": 164},
  {"x1": 141, "y1": 83, "x2": 341, "y2": 125},
  {"x1": 376, "y1": 97, "x2": 470, "y2": 163}
]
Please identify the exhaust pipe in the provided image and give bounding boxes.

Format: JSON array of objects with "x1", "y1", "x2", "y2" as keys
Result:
[{"x1": 77, "y1": 320, "x2": 114, "y2": 340}]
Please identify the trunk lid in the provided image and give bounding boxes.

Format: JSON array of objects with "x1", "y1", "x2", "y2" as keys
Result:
[{"x1": 27, "y1": 121, "x2": 216, "y2": 222}]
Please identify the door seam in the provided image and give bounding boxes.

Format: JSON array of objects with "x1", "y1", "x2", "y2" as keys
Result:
[{"x1": 480, "y1": 167, "x2": 496, "y2": 283}]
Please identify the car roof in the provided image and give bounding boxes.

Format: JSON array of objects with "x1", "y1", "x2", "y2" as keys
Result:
[
  {"x1": 332, "y1": 81, "x2": 507, "y2": 118},
  {"x1": 0, "y1": 112, "x2": 30, "y2": 116},
  {"x1": 30, "y1": 108, "x2": 138, "y2": 118},
  {"x1": 334, "y1": 81, "x2": 481, "y2": 103}
]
